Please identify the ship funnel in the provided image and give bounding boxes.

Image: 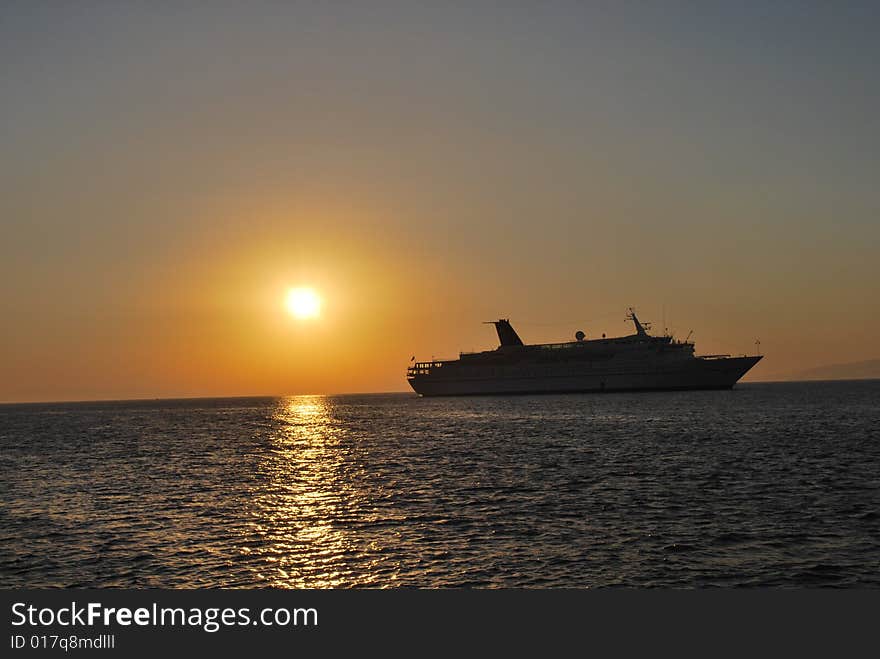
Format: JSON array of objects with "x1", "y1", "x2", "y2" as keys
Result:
[{"x1": 487, "y1": 319, "x2": 524, "y2": 347}]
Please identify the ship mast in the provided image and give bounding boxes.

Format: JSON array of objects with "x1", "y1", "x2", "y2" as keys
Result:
[{"x1": 626, "y1": 308, "x2": 649, "y2": 337}]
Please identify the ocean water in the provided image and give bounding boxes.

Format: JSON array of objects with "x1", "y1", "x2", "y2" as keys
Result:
[{"x1": 1, "y1": 381, "x2": 878, "y2": 588}]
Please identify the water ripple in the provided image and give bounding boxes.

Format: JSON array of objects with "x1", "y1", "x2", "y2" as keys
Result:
[{"x1": 1, "y1": 381, "x2": 879, "y2": 587}]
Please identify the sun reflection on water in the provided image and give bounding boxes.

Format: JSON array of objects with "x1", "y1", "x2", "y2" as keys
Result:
[{"x1": 248, "y1": 395, "x2": 356, "y2": 588}]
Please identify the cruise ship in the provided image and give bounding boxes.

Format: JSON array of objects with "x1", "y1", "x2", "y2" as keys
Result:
[{"x1": 407, "y1": 309, "x2": 761, "y2": 396}]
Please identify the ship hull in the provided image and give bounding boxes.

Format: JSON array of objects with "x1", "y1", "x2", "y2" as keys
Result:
[{"x1": 408, "y1": 355, "x2": 762, "y2": 397}]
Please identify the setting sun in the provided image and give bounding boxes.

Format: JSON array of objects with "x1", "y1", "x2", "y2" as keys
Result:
[{"x1": 285, "y1": 287, "x2": 321, "y2": 319}]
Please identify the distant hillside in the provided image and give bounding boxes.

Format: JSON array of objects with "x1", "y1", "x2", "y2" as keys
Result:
[{"x1": 792, "y1": 359, "x2": 880, "y2": 381}]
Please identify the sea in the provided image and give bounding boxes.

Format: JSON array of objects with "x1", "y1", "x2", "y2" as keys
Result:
[{"x1": 1, "y1": 380, "x2": 878, "y2": 588}]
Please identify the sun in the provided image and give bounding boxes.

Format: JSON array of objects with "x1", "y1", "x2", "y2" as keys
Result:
[{"x1": 285, "y1": 287, "x2": 321, "y2": 319}]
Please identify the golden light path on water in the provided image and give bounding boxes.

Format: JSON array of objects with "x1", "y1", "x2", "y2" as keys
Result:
[{"x1": 246, "y1": 396, "x2": 394, "y2": 588}]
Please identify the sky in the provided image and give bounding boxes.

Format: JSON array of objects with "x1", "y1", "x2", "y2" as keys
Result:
[{"x1": 2, "y1": 2, "x2": 879, "y2": 402}]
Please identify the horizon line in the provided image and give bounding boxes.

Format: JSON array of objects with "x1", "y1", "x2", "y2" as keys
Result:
[{"x1": 2, "y1": 377, "x2": 879, "y2": 406}]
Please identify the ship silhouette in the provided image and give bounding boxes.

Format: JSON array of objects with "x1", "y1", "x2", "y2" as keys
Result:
[{"x1": 407, "y1": 309, "x2": 761, "y2": 396}]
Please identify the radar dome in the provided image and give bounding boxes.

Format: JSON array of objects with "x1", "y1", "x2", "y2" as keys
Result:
[{"x1": 575, "y1": 330, "x2": 586, "y2": 342}]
